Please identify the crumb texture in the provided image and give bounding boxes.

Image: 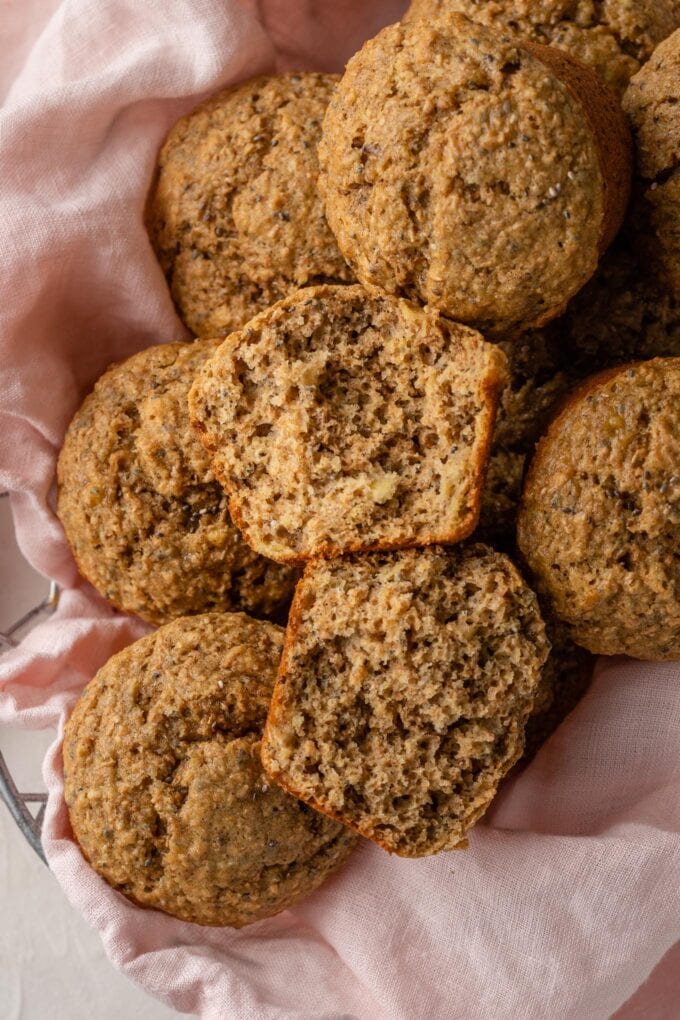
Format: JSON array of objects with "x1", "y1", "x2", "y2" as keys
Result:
[
  {"x1": 404, "y1": 0, "x2": 680, "y2": 97},
  {"x1": 190, "y1": 285, "x2": 507, "y2": 563},
  {"x1": 518, "y1": 359, "x2": 680, "y2": 660},
  {"x1": 63, "y1": 613, "x2": 356, "y2": 927},
  {"x1": 147, "y1": 73, "x2": 353, "y2": 337},
  {"x1": 57, "y1": 341, "x2": 297, "y2": 624},
  {"x1": 262, "y1": 546, "x2": 549, "y2": 857},
  {"x1": 318, "y1": 13, "x2": 628, "y2": 337},
  {"x1": 624, "y1": 29, "x2": 680, "y2": 300}
]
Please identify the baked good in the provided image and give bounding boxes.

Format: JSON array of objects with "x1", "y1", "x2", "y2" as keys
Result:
[
  {"x1": 624, "y1": 30, "x2": 680, "y2": 300},
  {"x1": 261, "y1": 545, "x2": 549, "y2": 857},
  {"x1": 318, "y1": 13, "x2": 631, "y2": 338},
  {"x1": 57, "y1": 340, "x2": 296, "y2": 624},
  {"x1": 517, "y1": 359, "x2": 680, "y2": 660},
  {"x1": 403, "y1": 0, "x2": 680, "y2": 98},
  {"x1": 521, "y1": 619, "x2": 592, "y2": 763},
  {"x1": 146, "y1": 73, "x2": 353, "y2": 337},
  {"x1": 478, "y1": 332, "x2": 570, "y2": 544},
  {"x1": 189, "y1": 284, "x2": 507, "y2": 564},
  {"x1": 550, "y1": 234, "x2": 680, "y2": 376},
  {"x1": 63, "y1": 613, "x2": 357, "y2": 927},
  {"x1": 480, "y1": 232, "x2": 680, "y2": 543}
]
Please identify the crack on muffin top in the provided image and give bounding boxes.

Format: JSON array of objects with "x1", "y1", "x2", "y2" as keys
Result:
[
  {"x1": 147, "y1": 73, "x2": 354, "y2": 337},
  {"x1": 57, "y1": 340, "x2": 297, "y2": 623},
  {"x1": 63, "y1": 613, "x2": 356, "y2": 926},
  {"x1": 403, "y1": 0, "x2": 680, "y2": 96}
]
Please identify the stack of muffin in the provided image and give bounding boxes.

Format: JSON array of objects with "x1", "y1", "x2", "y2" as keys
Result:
[{"x1": 57, "y1": 4, "x2": 680, "y2": 928}]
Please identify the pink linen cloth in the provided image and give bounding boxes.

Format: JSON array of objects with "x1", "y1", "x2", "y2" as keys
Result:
[{"x1": 0, "y1": 2, "x2": 679, "y2": 1016}]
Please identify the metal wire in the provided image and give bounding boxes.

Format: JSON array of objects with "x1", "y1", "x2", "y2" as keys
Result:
[
  {"x1": 0, "y1": 490, "x2": 58, "y2": 863},
  {"x1": 0, "y1": 750, "x2": 47, "y2": 863}
]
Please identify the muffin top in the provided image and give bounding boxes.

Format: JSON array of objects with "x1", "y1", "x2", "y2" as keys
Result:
[
  {"x1": 404, "y1": 0, "x2": 680, "y2": 97},
  {"x1": 64, "y1": 613, "x2": 356, "y2": 927},
  {"x1": 57, "y1": 340, "x2": 296, "y2": 624},
  {"x1": 518, "y1": 358, "x2": 680, "y2": 660},
  {"x1": 318, "y1": 13, "x2": 630, "y2": 337},
  {"x1": 147, "y1": 73, "x2": 353, "y2": 337},
  {"x1": 624, "y1": 29, "x2": 680, "y2": 299}
]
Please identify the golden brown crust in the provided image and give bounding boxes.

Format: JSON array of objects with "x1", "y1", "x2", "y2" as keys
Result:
[
  {"x1": 57, "y1": 340, "x2": 297, "y2": 624},
  {"x1": 517, "y1": 358, "x2": 680, "y2": 660},
  {"x1": 64, "y1": 613, "x2": 357, "y2": 926},
  {"x1": 523, "y1": 42, "x2": 632, "y2": 259},
  {"x1": 520, "y1": 362, "x2": 638, "y2": 495},
  {"x1": 403, "y1": 0, "x2": 680, "y2": 98},
  {"x1": 318, "y1": 14, "x2": 628, "y2": 338},
  {"x1": 623, "y1": 29, "x2": 680, "y2": 300},
  {"x1": 146, "y1": 73, "x2": 353, "y2": 337}
]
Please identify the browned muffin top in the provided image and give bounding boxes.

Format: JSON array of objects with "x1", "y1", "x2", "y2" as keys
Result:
[
  {"x1": 57, "y1": 340, "x2": 297, "y2": 624},
  {"x1": 147, "y1": 73, "x2": 353, "y2": 337},
  {"x1": 518, "y1": 358, "x2": 680, "y2": 660},
  {"x1": 64, "y1": 613, "x2": 357, "y2": 927},
  {"x1": 319, "y1": 13, "x2": 630, "y2": 337},
  {"x1": 624, "y1": 29, "x2": 680, "y2": 300},
  {"x1": 404, "y1": 0, "x2": 680, "y2": 97}
]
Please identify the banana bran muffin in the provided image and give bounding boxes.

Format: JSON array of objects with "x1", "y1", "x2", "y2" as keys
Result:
[
  {"x1": 318, "y1": 13, "x2": 631, "y2": 338},
  {"x1": 146, "y1": 73, "x2": 353, "y2": 338},
  {"x1": 64, "y1": 613, "x2": 357, "y2": 927},
  {"x1": 403, "y1": 0, "x2": 680, "y2": 98},
  {"x1": 478, "y1": 331, "x2": 570, "y2": 544},
  {"x1": 480, "y1": 231, "x2": 680, "y2": 544},
  {"x1": 550, "y1": 234, "x2": 680, "y2": 375},
  {"x1": 624, "y1": 29, "x2": 680, "y2": 301},
  {"x1": 262, "y1": 545, "x2": 549, "y2": 857},
  {"x1": 57, "y1": 341, "x2": 296, "y2": 625},
  {"x1": 518, "y1": 359, "x2": 680, "y2": 660},
  {"x1": 189, "y1": 285, "x2": 507, "y2": 564},
  {"x1": 521, "y1": 618, "x2": 592, "y2": 762}
]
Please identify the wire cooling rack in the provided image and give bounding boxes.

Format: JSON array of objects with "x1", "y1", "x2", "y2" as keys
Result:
[{"x1": 0, "y1": 491, "x2": 59, "y2": 863}]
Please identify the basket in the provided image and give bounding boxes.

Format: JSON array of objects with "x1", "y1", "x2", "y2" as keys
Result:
[{"x1": 0, "y1": 491, "x2": 59, "y2": 863}]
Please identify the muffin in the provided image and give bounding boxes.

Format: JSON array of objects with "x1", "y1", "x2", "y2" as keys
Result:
[
  {"x1": 403, "y1": 0, "x2": 680, "y2": 98},
  {"x1": 521, "y1": 618, "x2": 592, "y2": 763},
  {"x1": 262, "y1": 545, "x2": 550, "y2": 857},
  {"x1": 189, "y1": 285, "x2": 508, "y2": 563},
  {"x1": 57, "y1": 340, "x2": 297, "y2": 624},
  {"x1": 146, "y1": 73, "x2": 353, "y2": 337},
  {"x1": 318, "y1": 13, "x2": 631, "y2": 338},
  {"x1": 517, "y1": 359, "x2": 680, "y2": 660},
  {"x1": 478, "y1": 331, "x2": 570, "y2": 544},
  {"x1": 624, "y1": 30, "x2": 680, "y2": 300},
  {"x1": 63, "y1": 613, "x2": 357, "y2": 927},
  {"x1": 550, "y1": 234, "x2": 680, "y2": 376}
]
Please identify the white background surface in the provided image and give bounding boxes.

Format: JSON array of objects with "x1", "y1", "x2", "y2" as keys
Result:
[{"x1": 0, "y1": 497, "x2": 188, "y2": 1019}]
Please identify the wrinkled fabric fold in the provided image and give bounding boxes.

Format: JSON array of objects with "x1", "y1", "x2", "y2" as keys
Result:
[{"x1": 0, "y1": 3, "x2": 678, "y2": 1017}]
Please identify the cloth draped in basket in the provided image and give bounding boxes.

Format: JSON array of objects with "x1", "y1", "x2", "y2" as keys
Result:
[{"x1": 0, "y1": 2, "x2": 679, "y2": 1017}]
